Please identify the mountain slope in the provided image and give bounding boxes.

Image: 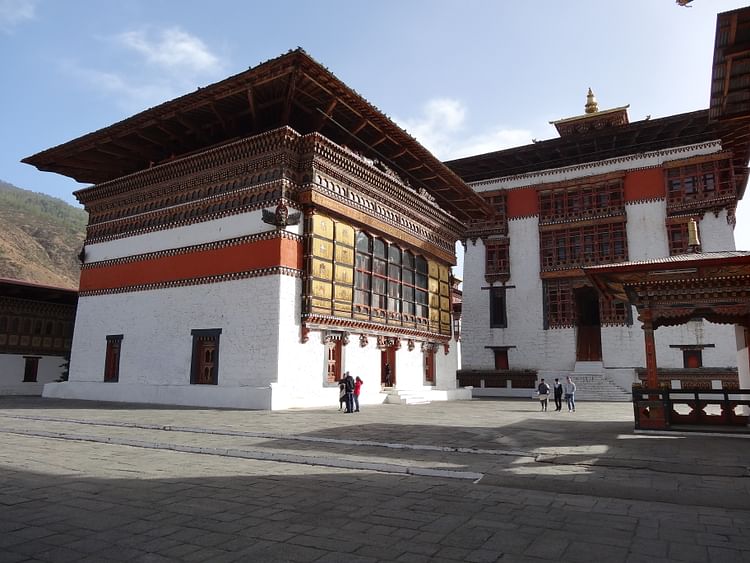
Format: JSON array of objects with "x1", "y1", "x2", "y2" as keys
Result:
[{"x1": 0, "y1": 180, "x2": 87, "y2": 289}]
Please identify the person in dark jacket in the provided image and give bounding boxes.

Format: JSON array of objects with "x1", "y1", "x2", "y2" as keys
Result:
[
  {"x1": 553, "y1": 378, "x2": 563, "y2": 411},
  {"x1": 343, "y1": 372, "x2": 355, "y2": 413}
]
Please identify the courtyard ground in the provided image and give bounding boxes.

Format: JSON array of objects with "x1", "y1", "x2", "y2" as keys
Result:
[{"x1": 0, "y1": 396, "x2": 748, "y2": 562}]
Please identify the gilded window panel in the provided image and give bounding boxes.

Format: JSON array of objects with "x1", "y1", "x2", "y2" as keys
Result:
[
  {"x1": 429, "y1": 293, "x2": 440, "y2": 308},
  {"x1": 439, "y1": 281, "x2": 449, "y2": 297},
  {"x1": 312, "y1": 237, "x2": 334, "y2": 260},
  {"x1": 440, "y1": 311, "x2": 451, "y2": 324},
  {"x1": 429, "y1": 308, "x2": 440, "y2": 322},
  {"x1": 335, "y1": 222, "x2": 355, "y2": 246},
  {"x1": 334, "y1": 285, "x2": 353, "y2": 302},
  {"x1": 311, "y1": 280, "x2": 332, "y2": 300},
  {"x1": 334, "y1": 302, "x2": 353, "y2": 314},
  {"x1": 312, "y1": 259, "x2": 333, "y2": 281},
  {"x1": 312, "y1": 215, "x2": 334, "y2": 240},
  {"x1": 428, "y1": 261, "x2": 439, "y2": 278},
  {"x1": 428, "y1": 278, "x2": 439, "y2": 294},
  {"x1": 440, "y1": 296, "x2": 450, "y2": 311},
  {"x1": 334, "y1": 265, "x2": 353, "y2": 284},
  {"x1": 335, "y1": 245, "x2": 354, "y2": 265},
  {"x1": 311, "y1": 301, "x2": 332, "y2": 314},
  {"x1": 438, "y1": 265, "x2": 449, "y2": 282}
]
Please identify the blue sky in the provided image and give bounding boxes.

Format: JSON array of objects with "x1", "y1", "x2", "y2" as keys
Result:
[{"x1": 1, "y1": 0, "x2": 749, "y2": 248}]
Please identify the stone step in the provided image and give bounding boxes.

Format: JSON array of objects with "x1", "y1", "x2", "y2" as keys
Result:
[{"x1": 384, "y1": 389, "x2": 432, "y2": 405}]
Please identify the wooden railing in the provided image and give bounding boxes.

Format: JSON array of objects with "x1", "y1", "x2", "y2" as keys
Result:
[{"x1": 632, "y1": 388, "x2": 750, "y2": 430}]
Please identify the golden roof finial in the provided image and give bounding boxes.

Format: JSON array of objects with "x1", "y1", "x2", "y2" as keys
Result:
[{"x1": 585, "y1": 87, "x2": 599, "y2": 114}]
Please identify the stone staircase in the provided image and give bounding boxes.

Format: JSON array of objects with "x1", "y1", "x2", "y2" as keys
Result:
[
  {"x1": 383, "y1": 388, "x2": 432, "y2": 405},
  {"x1": 565, "y1": 362, "x2": 632, "y2": 402}
]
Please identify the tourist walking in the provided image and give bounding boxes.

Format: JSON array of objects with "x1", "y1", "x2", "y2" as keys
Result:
[
  {"x1": 537, "y1": 378, "x2": 550, "y2": 411},
  {"x1": 563, "y1": 376, "x2": 577, "y2": 412},
  {"x1": 343, "y1": 371, "x2": 355, "y2": 413},
  {"x1": 553, "y1": 378, "x2": 563, "y2": 411},
  {"x1": 354, "y1": 376, "x2": 363, "y2": 412}
]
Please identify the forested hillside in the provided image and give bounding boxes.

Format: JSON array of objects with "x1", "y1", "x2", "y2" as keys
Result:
[{"x1": 0, "y1": 180, "x2": 87, "y2": 289}]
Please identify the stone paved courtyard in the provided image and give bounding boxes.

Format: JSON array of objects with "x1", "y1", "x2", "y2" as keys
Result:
[{"x1": 1, "y1": 396, "x2": 749, "y2": 562}]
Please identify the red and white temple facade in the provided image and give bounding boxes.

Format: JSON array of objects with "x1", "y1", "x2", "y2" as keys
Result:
[
  {"x1": 24, "y1": 50, "x2": 488, "y2": 409},
  {"x1": 448, "y1": 6, "x2": 750, "y2": 398}
]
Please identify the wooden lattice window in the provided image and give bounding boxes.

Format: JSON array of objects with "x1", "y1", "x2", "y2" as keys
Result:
[
  {"x1": 485, "y1": 239, "x2": 510, "y2": 280},
  {"x1": 544, "y1": 279, "x2": 574, "y2": 329},
  {"x1": 466, "y1": 192, "x2": 507, "y2": 235},
  {"x1": 600, "y1": 297, "x2": 629, "y2": 326},
  {"x1": 104, "y1": 335, "x2": 123, "y2": 382},
  {"x1": 539, "y1": 179, "x2": 624, "y2": 223},
  {"x1": 23, "y1": 356, "x2": 40, "y2": 382},
  {"x1": 540, "y1": 221, "x2": 627, "y2": 271},
  {"x1": 190, "y1": 329, "x2": 221, "y2": 385},
  {"x1": 354, "y1": 233, "x2": 429, "y2": 323},
  {"x1": 666, "y1": 158, "x2": 735, "y2": 212}
]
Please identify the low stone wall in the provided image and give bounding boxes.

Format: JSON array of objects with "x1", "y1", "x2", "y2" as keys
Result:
[{"x1": 457, "y1": 369, "x2": 538, "y2": 397}]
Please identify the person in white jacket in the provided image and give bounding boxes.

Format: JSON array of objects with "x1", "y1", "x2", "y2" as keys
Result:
[{"x1": 563, "y1": 376, "x2": 577, "y2": 412}]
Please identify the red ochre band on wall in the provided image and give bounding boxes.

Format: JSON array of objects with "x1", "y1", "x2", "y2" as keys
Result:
[
  {"x1": 79, "y1": 237, "x2": 303, "y2": 292},
  {"x1": 624, "y1": 168, "x2": 665, "y2": 202},
  {"x1": 507, "y1": 187, "x2": 538, "y2": 218}
]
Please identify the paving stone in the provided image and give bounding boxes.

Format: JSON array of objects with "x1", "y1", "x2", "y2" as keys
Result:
[{"x1": 2, "y1": 398, "x2": 750, "y2": 563}]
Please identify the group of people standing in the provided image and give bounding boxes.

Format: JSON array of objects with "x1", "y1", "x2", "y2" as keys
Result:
[
  {"x1": 338, "y1": 372, "x2": 363, "y2": 413},
  {"x1": 536, "y1": 376, "x2": 576, "y2": 412}
]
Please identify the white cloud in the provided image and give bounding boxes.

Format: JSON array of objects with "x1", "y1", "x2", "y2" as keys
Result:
[
  {"x1": 0, "y1": 0, "x2": 35, "y2": 31},
  {"x1": 65, "y1": 26, "x2": 224, "y2": 112},
  {"x1": 396, "y1": 97, "x2": 532, "y2": 161},
  {"x1": 115, "y1": 27, "x2": 222, "y2": 75},
  {"x1": 64, "y1": 63, "x2": 180, "y2": 113}
]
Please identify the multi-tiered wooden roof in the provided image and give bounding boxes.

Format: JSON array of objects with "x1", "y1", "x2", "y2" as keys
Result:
[
  {"x1": 23, "y1": 49, "x2": 490, "y2": 222},
  {"x1": 446, "y1": 8, "x2": 750, "y2": 198}
]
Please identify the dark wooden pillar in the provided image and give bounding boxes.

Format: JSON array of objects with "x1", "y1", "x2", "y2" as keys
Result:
[{"x1": 641, "y1": 308, "x2": 658, "y2": 389}]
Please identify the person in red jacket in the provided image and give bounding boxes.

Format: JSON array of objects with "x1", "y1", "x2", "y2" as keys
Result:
[{"x1": 354, "y1": 376, "x2": 363, "y2": 412}]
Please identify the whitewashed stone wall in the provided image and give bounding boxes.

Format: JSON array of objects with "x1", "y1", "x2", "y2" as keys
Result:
[
  {"x1": 626, "y1": 201, "x2": 669, "y2": 260},
  {"x1": 51, "y1": 276, "x2": 283, "y2": 408}
]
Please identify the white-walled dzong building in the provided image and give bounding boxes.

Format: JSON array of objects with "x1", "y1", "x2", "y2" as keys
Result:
[
  {"x1": 24, "y1": 50, "x2": 489, "y2": 409},
  {"x1": 448, "y1": 88, "x2": 750, "y2": 397}
]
